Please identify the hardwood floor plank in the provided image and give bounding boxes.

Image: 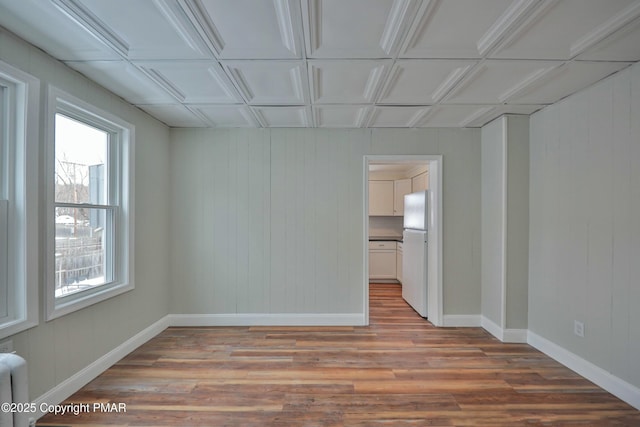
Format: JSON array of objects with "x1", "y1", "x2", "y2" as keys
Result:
[
  {"x1": 353, "y1": 379, "x2": 513, "y2": 394},
  {"x1": 281, "y1": 393, "x2": 461, "y2": 412},
  {"x1": 247, "y1": 368, "x2": 396, "y2": 381},
  {"x1": 37, "y1": 284, "x2": 640, "y2": 426}
]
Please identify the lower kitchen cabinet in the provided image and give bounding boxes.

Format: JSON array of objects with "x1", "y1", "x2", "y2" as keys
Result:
[{"x1": 369, "y1": 241, "x2": 397, "y2": 280}]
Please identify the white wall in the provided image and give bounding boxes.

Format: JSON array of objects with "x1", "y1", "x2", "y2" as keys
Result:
[
  {"x1": 170, "y1": 128, "x2": 481, "y2": 318},
  {"x1": 529, "y1": 62, "x2": 640, "y2": 389},
  {"x1": 481, "y1": 115, "x2": 529, "y2": 336},
  {"x1": 505, "y1": 116, "x2": 529, "y2": 330},
  {"x1": 0, "y1": 28, "x2": 171, "y2": 399},
  {"x1": 481, "y1": 118, "x2": 505, "y2": 328}
]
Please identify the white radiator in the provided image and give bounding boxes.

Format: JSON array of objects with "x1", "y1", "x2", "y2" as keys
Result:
[{"x1": 0, "y1": 354, "x2": 29, "y2": 427}]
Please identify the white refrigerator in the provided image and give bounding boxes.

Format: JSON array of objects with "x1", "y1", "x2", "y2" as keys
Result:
[{"x1": 402, "y1": 191, "x2": 430, "y2": 317}]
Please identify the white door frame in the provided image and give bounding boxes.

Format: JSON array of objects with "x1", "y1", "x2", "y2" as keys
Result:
[{"x1": 363, "y1": 155, "x2": 443, "y2": 326}]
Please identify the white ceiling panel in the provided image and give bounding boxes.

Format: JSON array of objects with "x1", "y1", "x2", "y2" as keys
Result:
[
  {"x1": 196, "y1": 0, "x2": 303, "y2": 59},
  {"x1": 377, "y1": 60, "x2": 477, "y2": 104},
  {"x1": 498, "y1": 104, "x2": 545, "y2": 116},
  {"x1": 252, "y1": 106, "x2": 311, "y2": 127},
  {"x1": 508, "y1": 61, "x2": 631, "y2": 105},
  {"x1": 422, "y1": 104, "x2": 544, "y2": 127},
  {"x1": 135, "y1": 61, "x2": 241, "y2": 104},
  {"x1": 66, "y1": 61, "x2": 175, "y2": 104},
  {"x1": 309, "y1": 60, "x2": 391, "y2": 104},
  {"x1": 577, "y1": 18, "x2": 640, "y2": 61},
  {"x1": 192, "y1": 105, "x2": 258, "y2": 128},
  {"x1": 490, "y1": 0, "x2": 640, "y2": 60},
  {"x1": 401, "y1": 0, "x2": 513, "y2": 58},
  {"x1": 137, "y1": 105, "x2": 208, "y2": 127},
  {"x1": 471, "y1": 105, "x2": 545, "y2": 127},
  {"x1": 0, "y1": 0, "x2": 120, "y2": 60},
  {"x1": 1, "y1": 0, "x2": 638, "y2": 128},
  {"x1": 420, "y1": 105, "x2": 499, "y2": 127},
  {"x1": 76, "y1": 0, "x2": 213, "y2": 59},
  {"x1": 313, "y1": 106, "x2": 370, "y2": 127},
  {"x1": 445, "y1": 60, "x2": 561, "y2": 104},
  {"x1": 304, "y1": 0, "x2": 419, "y2": 58},
  {"x1": 222, "y1": 61, "x2": 308, "y2": 105},
  {"x1": 367, "y1": 106, "x2": 431, "y2": 127}
]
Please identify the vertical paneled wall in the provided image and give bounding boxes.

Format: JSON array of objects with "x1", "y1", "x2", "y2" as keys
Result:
[
  {"x1": 170, "y1": 129, "x2": 271, "y2": 314},
  {"x1": 170, "y1": 128, "x2": 481, "y2": 318},
  {"x1": 504, "y1": 116, "x2": 529, "y2": 330},
  {"x1": 481, "y1": 115, "x2": 529, "y2": 335},
  {"x1": 481, "y1": 118, "x2": 506, "y2": 328},
  {"x1": 170, "y1": 129, "x2": 368, "y2": 315},
  {"x1": 529, "y1": 62, "x2": 640, "y2": 388}
]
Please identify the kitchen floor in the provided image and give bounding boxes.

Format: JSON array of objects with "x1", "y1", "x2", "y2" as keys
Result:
[{"x1": 38, "y1": 284, "x2": 640, "y2": 426}]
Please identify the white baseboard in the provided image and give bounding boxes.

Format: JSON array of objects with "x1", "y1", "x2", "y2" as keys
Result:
[
  {"x1": 442, "y1": 314, "x2": 481, "y2": 327},
  {"x1": 528, "y1": 331, "x2": 640, "y2": 411},
  {"x1": 481, "y1": 316, "x2": 503, "y2": 339},
  {"x1": 481, "y1": 316, "x2": 527, "y2": 343},
  {"x1": 33, "y1": 315, "x2": 171, "y2": 419},
  {"x1": 168, "y1": 313, "x2": 365, "y2": 327},
  {"x1": 502, "y1": 328, "x2": 528, "y2": 343}
]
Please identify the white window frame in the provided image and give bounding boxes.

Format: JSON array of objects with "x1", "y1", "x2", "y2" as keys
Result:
[
  {"x1": 0, "y1": 60, "x2": 39, "y2": 340},
  {"x1": 46, "y1": 86, "x2": 135, "y2": 320}
]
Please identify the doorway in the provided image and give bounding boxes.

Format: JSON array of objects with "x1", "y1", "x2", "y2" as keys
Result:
[{"x1": 363, "y1": 155, "x2": 443, "y2": 326}]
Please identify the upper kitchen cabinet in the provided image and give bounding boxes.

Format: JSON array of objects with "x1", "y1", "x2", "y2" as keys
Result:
[
  {"x1": 369, "y1": 180, "x2": 394, "y2": 216},
  {"x1": 369, "y1": 178, "x2": 412, "y2": 216},
  {"x1": 393, "y1": 179, "x2": 412, "y2": 216},
  {"x1": 369, "y1": 163, "x2": 429, "y2": 216}
]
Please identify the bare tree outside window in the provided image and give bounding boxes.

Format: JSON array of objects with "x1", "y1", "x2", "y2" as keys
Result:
[{"x1": 55, "y1": 157, "x2": 90, "y2": 231}]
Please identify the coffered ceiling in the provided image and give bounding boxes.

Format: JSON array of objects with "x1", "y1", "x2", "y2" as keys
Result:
[{"x1": 1, "y1": 0, "x2": 639, "y2": 128}]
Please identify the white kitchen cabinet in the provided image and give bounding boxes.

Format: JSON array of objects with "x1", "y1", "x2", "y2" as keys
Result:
[
  {"x1": 369, "y1": 180, "x2": 394, "y2": 216},
  {"x1": 411, "y1": 171, "x2": 429, "y2": 192},
  {"x1": 369, "y1": 241, "x2": 396, "y2": 280},
  {"x1": 393, "y1": 179, "x2": 412, "y2": 216},
  {"x1": 370, "y1": 179, "x2": 412, "y2": 216},
  {"x1": 396, "y1": 242, "x2": 403, "y2": 283}
]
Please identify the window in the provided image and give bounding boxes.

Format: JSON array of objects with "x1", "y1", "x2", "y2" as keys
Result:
[
  {"x1": 0, "y1": 60, "x2": 39, "y2": 339},
  {"x1": 46, "y1": 87, "x2": 134, "y2": 320}
]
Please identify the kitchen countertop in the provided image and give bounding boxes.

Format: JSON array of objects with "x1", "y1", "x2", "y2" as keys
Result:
[{"x1": 369, "y1": 235, "x2": 403, "y2": 242}]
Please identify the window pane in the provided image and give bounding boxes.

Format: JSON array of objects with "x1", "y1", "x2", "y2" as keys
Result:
[
  {"x1": 55, "y1": 114, "x2": 108, "y2": 205},
  {"x1": 54, "y1": 206, "x2": 113, "y2": 297}
]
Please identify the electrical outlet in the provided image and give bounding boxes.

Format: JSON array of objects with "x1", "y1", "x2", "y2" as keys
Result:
[
  {"x1": 574, "y1": 320, "x2": 585, "y2": 338},
  {"x1": 0, "y1": 339, "x2": 13, "y2": 353}
]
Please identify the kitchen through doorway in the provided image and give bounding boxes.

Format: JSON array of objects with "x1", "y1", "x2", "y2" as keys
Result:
[{"x1": 363, "y1": 155, "x2": 443, "y2": 326}]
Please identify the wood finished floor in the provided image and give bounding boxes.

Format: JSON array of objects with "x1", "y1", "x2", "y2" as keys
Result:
[{"x1": 38, "y1": 284, "x2": 640, "y2": 426}]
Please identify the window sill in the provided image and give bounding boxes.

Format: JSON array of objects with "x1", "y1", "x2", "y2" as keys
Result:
[{"x1": 46, "y1": 281, "x2": 134, "y2": 321}]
